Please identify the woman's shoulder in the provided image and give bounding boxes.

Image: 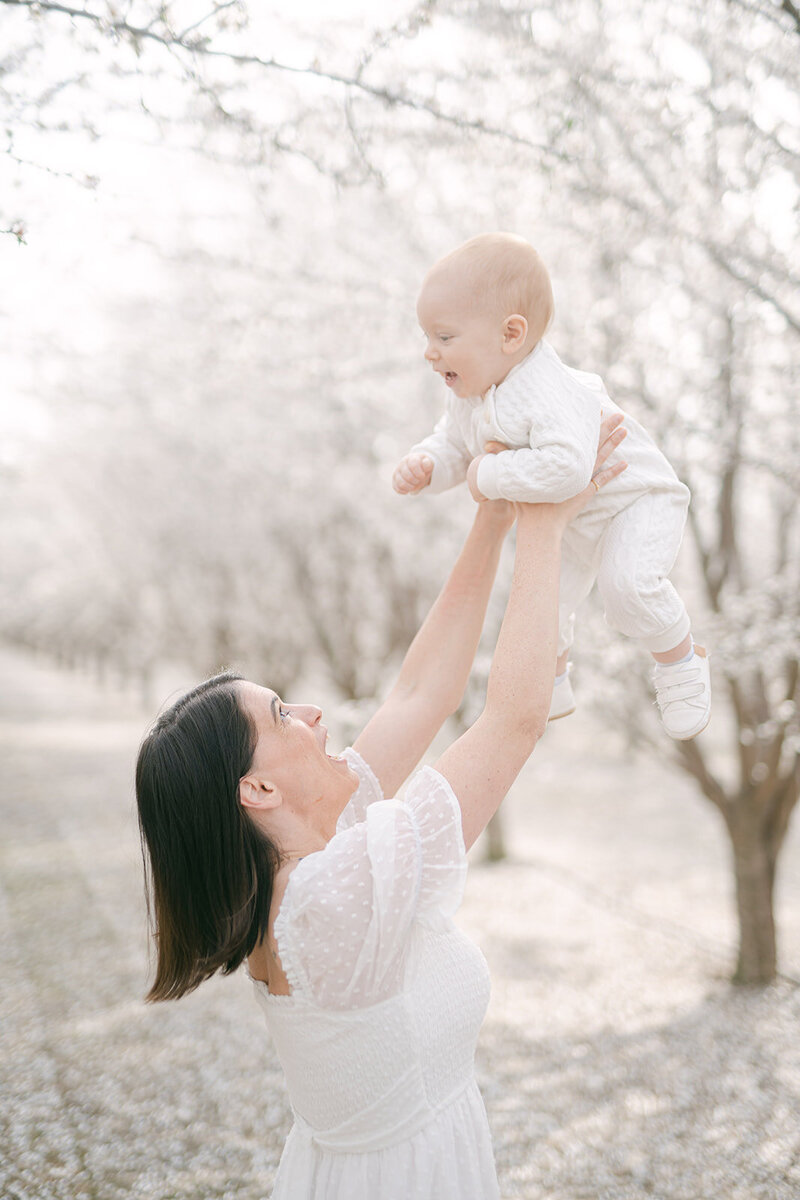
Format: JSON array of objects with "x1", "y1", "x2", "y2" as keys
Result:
[
  {"x1": 265, "y1": 762, "x2": 467, "y2": 1001},
  {"x1": 248, "y1": 858, "x2": 300, "y2": 991},
  {"x1": 279, "y1": 759, "x2": 462, "y2": 911},
  {"x1": 277, "y1": 763, "x2": 459, "y2": 909}
]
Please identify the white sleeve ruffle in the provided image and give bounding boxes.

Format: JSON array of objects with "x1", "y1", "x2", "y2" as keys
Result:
[{"x1": 275, "y1": 766, "x2": 466, "y2": 1010}]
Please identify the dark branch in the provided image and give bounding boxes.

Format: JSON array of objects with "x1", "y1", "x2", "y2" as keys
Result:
[
  {"x1": 673, "y1": 738, "x2": 730, "y2": 815},
  {"x1": 765, "y1": 761, "x2": 800, "y2": 859},
  {"x1": 783, "y1": 0, "x2": 800, "y2": 35},
  {"x1": 726, "y1": 0, "x2": 800, "y2": 36}
]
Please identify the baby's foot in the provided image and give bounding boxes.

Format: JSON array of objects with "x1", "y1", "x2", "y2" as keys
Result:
[
  {"x1": 653, "y1": 646, "x2": 711, "y2": 740},
  {"x1": 548, "y1": 666, "x2": 576, "y2": 722}
]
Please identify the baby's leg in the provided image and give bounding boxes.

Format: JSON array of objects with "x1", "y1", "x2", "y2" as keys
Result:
[
  {"x1": 597, "y1": 491, "x2": 710, "y2": 739},
  {"x1": 557, "y1": 540, "x2": 599, "y2": 660},
  {"x1": 596, "y1": 491, "x2": 691, "y2": 654},
  {"x1": 549, "y1": 541, "x2": 598, "y2": 721}
]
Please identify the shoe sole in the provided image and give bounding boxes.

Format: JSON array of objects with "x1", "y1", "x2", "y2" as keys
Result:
[
  {"x1": 669, "y1": 711, "x2": 711, "y2": 741},
  {"x1": 547, "y1": 706, "x2": 576, "y2": 723}
]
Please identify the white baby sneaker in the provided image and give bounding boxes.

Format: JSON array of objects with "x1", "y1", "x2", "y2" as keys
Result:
[
  {"x1": 548, "y1": 668, "x2": 576, "y2": 722},
  {"x1": 653, "y1": 646, "x2": 711, "y2": 740}
]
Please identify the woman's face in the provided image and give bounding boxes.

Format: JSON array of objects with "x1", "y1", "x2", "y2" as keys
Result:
[{"x1": 237, "y1": 682, "x2": 358, "y2": 826}]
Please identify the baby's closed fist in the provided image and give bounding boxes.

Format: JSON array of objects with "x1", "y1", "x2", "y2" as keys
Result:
[{"x1": 393, "y1": 453, "x2": 434, "y2": 495}]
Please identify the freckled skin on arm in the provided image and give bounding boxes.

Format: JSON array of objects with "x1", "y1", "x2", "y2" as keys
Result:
[{"x1": 354, "y1": 499, "x2": 513, "y2": 800}]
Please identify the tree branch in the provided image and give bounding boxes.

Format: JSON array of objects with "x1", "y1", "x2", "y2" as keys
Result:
[
  {"x1": 726, "y1": 0, "x2": 800, "y2": 36},
  {"x1": 0, "y1": 0, "x2": 567, "y2": 164},
  {"x1": 729, "y1": 674, "x2": 758, "y2": 783},
  {"x1": 703, "y1": 241, "x2": 800, "y2": 335},
  {"x1": 711, "y1": 312, "x2": 745, "y2": 598},
  {"x1": 764, "y1": 760, "x2": 800, "y2": 862},
  {"x1": 673, "y1": 737, "x2": 730, "y2": 815},
  {"x1": 782, "y1": 0, "x2": 800, "y2": 34},
  {"x1": 787, "y1": 659, "x2": 799, "y2": 706},
  {"x1": 177, "y1": 1, "x2": 240, "y2": 43},
  {"x1": 570, "y1": 174, "x2": 800, "y2": 334}
]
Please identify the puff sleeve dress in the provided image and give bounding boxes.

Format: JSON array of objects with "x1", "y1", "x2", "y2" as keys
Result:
[{"x1": 251, "y1": 748, "x2": 499, "y2": 1200}]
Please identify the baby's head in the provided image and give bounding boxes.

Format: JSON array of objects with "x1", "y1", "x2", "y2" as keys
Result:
[{"x1": 417, "y1": 233, "x2": 553, "y2": 399}]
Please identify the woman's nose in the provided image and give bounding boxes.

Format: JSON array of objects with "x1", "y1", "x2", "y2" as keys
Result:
[{"x1": 297, "y1": 705, "x2": 322, "y2": 725}]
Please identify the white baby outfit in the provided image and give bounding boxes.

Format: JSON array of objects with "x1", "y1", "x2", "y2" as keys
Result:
[
  {"x1": 413, "y1": 339, "x2": 692, "y2": 655},
  {"x1": 251, "y1": 747, "x2": 499, "y2": 1200}
]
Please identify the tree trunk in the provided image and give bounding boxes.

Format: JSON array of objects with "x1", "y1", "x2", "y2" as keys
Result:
[
  {"x1": 729, "y1": 808, "x2": 777, "y2": 985},
  {"x1": 485, "y1": 809, "x2": 507, "y2": 862}
]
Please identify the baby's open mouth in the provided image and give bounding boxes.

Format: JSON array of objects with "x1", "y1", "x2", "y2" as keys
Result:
[{"x1": 444, "y1": 372, "x2": 457, "y2": 385}]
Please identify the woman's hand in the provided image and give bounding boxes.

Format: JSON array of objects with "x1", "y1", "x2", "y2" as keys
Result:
[
  {"x1": 470, "y1": 441, "x2": 515, "y2": 532},
  {"x1": 516, "y1": 413, "x2": 627, "y2": 530},
  {"x1": 557, "y1": 411, "x2": 627, "y2": 522}
]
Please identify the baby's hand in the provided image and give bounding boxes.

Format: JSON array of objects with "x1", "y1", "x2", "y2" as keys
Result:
[{"x1": 393, "y1": 452, "x2": 434, "y2": 495}]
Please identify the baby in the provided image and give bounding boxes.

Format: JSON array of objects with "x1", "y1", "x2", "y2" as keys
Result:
[{"x1": 393, "y1": 233, "x2": 711, "y2": 740}]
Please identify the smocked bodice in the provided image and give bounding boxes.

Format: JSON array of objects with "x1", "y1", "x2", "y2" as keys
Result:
[{"x1": 249, "y1": 749, "x2": 499, "y2": 1199}]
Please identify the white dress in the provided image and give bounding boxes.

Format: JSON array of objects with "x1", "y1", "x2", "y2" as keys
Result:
[{"x1": 251, "y1": 748, "x2": 499, "y2": 1200}]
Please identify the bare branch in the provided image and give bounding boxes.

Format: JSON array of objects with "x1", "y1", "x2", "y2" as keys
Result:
[
  {"x1": 177, "y1": 1, "x2": 240, "y2": 43},
  {"x1": 0, "y1": 0, "x2": 568, "y2": 164},
  {"x1": 672, "y1": 738, "x2": 730, "y2": 815},
  {"x1": 764, "y1": 760, "x2": 800, "y2": 861},
  {"x1": 343, "y1": 91, "x2": 386, "y2": 189},
  {"x1": 570, "y1": 176, "x2": 800, "y2": 334},
  {"x1": 682, "y1": 476, "x2": 719, "y2": 611},
  {"x1": 728, "y1": 0, "x2": 800, "y2": 35},
  {"x1": 5, "y1": 139, "x2": 99, "y2": 188},
  {"x1": 703, "y1": 241, "x2": 800, "y2": 335},
  {"x1": 729, "y1": 674, "x2": 759, "y2": 783},
  {"x1": 782, "y1": 0, "x2": 800, "y2": 33},
  {"x1": 709, "y1": 312, "x2": 745, "y2": 598},
  {"x1": 787, "y1": 660, "x2": 799, "y2": 706}
]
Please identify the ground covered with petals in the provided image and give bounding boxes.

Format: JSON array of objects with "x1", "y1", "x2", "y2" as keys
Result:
[{"x1": 1, "y1": 647, "x2": 798, "y2": 1200}]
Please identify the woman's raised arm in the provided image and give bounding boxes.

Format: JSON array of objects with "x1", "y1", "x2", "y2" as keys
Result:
[
  {"x1": 353, "y1": 498, "x2": 513, "y2": 799},
  {"x1": 434, "y1": 417, "x2": 627, "y2": 849}
]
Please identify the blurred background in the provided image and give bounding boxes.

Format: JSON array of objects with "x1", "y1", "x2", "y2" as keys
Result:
[{"x1": 1, "y1": 2, "x2": 799, "y2": 1197}]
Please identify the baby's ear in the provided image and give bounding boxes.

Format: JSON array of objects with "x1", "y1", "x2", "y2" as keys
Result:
[{"x1": 503, "y1": 314, "x2": 528, "y2": 352}]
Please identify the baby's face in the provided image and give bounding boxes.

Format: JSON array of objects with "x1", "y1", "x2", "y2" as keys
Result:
[{"x1": 416, "y1": 273, "x2": 512, "y2": 400}]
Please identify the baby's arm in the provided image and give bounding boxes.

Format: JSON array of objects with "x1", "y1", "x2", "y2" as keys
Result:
[
  {"x1": 472, "y1": 405, "x2": 602, "y2": 503},
  {"x1": 394, "y1": 410, "x2": 472, "y2": 496}
]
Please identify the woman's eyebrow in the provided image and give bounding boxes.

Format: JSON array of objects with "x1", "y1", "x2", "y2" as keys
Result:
[{"x1": 270, "y1": 695, "x2": 280, "y2": 725}]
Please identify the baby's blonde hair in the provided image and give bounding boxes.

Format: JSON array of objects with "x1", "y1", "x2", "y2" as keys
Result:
[{"x1": 428, "y1": 232, "x2": 554, "y2": 343}]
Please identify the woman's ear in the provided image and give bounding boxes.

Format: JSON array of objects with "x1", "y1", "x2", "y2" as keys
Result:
[
  {"x1": 502, "y1": 314, "x2": 528, "y2": 353},
  {"x1": 239, "y1": 775, "x2": 282, "y2": 811}
]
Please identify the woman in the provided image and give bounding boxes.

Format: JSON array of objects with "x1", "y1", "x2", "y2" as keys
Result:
[{"x1": 136, "y1": 418, "x2": 626, "y2": 1199}]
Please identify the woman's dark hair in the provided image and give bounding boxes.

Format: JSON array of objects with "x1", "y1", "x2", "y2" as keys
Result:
[{"x1": 135, "y1": 671, "x2": 280, "y2": 1002}]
